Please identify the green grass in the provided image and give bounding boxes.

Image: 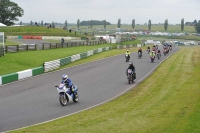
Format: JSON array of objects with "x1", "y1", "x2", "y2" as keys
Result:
[
  {"x1": 0, "y1": 26, "x2": 89, "y2": 37},
  {"x1": 8, "y1": 46, "x2": 200, "y2": 133},
  {"x1": 4, "y1": 40, "x2": 22, "y2": 45},
  {"x1": 0, "y1": 44, "x2": 117, "y2": 75}
]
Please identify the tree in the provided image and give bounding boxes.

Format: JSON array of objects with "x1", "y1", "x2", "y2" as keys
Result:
[
  {"x1": 104, "y1": 20, "x2": 106, "y2": 29},
  {"x1": 164, "y1": 19, "x2": 168, "y2": 31},
  {"x1": 52, "y1": 21, "x2": 55, "y2": 28},
  {"x1": 19, "y1": 21, "x2": 22, "y2": 25},
  {"x1": 181, "y1": 18, "x2": 184, "y2": 31},
  {"x1": 41, "y1": 20, "x2": 43, "y2": 26},
  {"x1": 90, "y1": 20, "x2": 93, "y2": 29},
  {"x1": 132, "y1": 19, "x2": 135, "y2": 29},
  {"x1": 193, "y1": 20, "x2": 197, "y2": 24},
  {"x1": 77, "y1": 19, "x2": 80, "y2": 29},
  {"x1": 117, "y1": 18, "x2": 121, "y2": 28},
  {"x1": 30, "y1": 21, "x2": 33, "y2": 26},
  {"x1": 65, "y1": 20, "x2": 67, "y2": 27},
  {"x1": 148, "y1": 20, "x2": 151, "y2": 31},
  {"x1": 194, "y1": 21, "x2": 200, "y2": 33},
  {"x1": 0, "y1": 0, "x2": 24, "y2": 26}
]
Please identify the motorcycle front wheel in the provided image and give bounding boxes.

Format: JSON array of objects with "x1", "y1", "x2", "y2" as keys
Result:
[{"x1": 59, "y1": 94, "x2": 68, "y2": 106}]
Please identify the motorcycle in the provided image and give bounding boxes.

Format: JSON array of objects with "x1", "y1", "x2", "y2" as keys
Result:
[
  {"x1": 157, "y1": 52, "x2": 161, "y2": 59},
  {"x1": 125, "y1": 54, "x2": 130, "y2": 62},
  {"x1": 55, "y1": 84, "x2": 79, "y2": 106},
  {"x1": 127, "y1": 69, "x2": 135, "y2": 84},
  {"x1": 150, "y1": 56, "x2": 155, "y2": 63},
  {"x1": 138, "y1": 52, "x2": 142, "y2": 59},
  {"x1": 163, "y1": 49, "x2": 167, "y2": 56},
  {"x1": 147, "y1": 49, "x2": 150, "y2": 54}
]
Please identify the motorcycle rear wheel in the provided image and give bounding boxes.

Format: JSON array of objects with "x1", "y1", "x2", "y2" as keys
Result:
[{"x1": 73, "y1": 92, "x2": 79, "y2": 103}]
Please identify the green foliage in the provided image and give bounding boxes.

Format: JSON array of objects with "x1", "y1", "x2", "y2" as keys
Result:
[
  {"x1": 65, "y1": 20, "x2": 67, "y2": 27},
  {"x1": 164, "y1": 19, "x2": 168, "y2": 31},
  {"x1": 41, "y1": 20, "x2": 43, "y2": 26},
  {"x1": 104, "y1": 20, "x2": 106, "y2": 29},
  {"x1": 77, "y1": 19, "x2": 80, "y2": 29},
  {"x1": 90, "y1": 20, "x2": 93, "y2": 29},
  {"x1": 148, "y1": 20, "x2": 151, "y2": 31},
  {"x1": 132, "y1": 19, "x2": 135, "y2": 29},
  {"x1": 117, "y1": 18, "x2": 121, "y2": 28},
  {"x1": 0, "y1": 0, "x2": 24, "y2": 26},
  {"x1": 181, "y1": 18, "x2": 184, "y2": 31},
  {"x1": 79, "y1": 20, "x2": 111, "y2": 26},
  {"x1": 194, "y1": 21, "x2": 200, "y2": 33},
  {"x1": 30, "y1": 21, "x2": 33, "y2": 26}
]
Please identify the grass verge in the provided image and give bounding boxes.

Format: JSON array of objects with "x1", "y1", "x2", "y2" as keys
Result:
[{"x1": 8, "y1": 46, "x2": 200, "y2": 133}]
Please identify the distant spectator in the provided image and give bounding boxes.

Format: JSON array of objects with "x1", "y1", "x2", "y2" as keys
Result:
[{"x1": 61, "y1": 38, "x2": 64, "y2": 44}]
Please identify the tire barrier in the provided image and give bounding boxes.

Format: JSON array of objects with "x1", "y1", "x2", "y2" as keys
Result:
[{"x1": 43, "y1": 46, "x2": 113, "y2": 72}]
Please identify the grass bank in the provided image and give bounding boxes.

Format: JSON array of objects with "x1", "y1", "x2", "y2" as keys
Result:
[{"x1": 8, "y1": 46, "x2": 200, "y2": 133}]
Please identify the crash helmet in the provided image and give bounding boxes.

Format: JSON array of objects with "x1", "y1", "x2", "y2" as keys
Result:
[
  {"x1": 62, "y1": 74, "x2": 68, "y2": 82},
  {"x1": 129, "y1": 62, "x2": 133, "y2": 66}
]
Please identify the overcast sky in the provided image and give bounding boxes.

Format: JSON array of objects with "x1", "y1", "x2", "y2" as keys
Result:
[{"x1": 12, "y1": 0, "x2": 200, "y2": 24}]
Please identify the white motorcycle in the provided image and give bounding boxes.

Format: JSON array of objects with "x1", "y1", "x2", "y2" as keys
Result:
[{"x1": 55, "y1": 84, "x2": 79, "y2": 106}]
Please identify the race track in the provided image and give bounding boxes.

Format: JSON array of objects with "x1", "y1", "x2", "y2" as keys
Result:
[{"x1": 0, "y1": 46, "x2": 179, "y2": 132}]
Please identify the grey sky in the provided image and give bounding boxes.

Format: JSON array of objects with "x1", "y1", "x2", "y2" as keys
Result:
[{"x1": 12, "y1": 0, "x2": 200, "y2": 24}]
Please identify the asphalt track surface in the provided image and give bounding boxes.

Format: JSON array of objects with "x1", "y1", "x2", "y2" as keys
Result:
[{"x1": 0, "y1": 46, "x2": 179, "y2": 132}]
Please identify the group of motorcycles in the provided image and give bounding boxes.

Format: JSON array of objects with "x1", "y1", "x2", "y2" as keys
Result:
[{"x1": 125, "y1": 44, "x2": 173, "y2": 84}]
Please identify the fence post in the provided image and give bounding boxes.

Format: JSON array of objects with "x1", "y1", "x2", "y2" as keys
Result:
[
  {"x1": 67, "y1": 42, "x2": 68, "y2": 47},
  {"x1": 17, "y1": 45, "x2": 19, "y2": 52},
  {"x1": 50, "y1": 43, "x2": 52, "y2": 49},
  {"x1": 6, "y1": 46, "x2": 8, "y2": 53},
  {"x1": 56, "y1": 43, "x2": 58, "y2": 48},
  {"x1": 26, "y1": 45, "x2": 28, "y2": 51},
  {"x1": 35, "y1": 44, "x2": 37, "y2": 50},
  {"x1": 43, "y1": 44, "x2": 44, "y2": 50}
]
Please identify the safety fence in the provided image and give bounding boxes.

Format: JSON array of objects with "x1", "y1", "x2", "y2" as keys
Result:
[
  {"x1": 5, "y1": 40, "x2": 106, "y2": 53},
  {"x1": 0, "y1": 46, "x2": 113, "y2": 85}
]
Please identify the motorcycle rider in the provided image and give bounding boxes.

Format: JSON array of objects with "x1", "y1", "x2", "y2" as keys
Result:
[
  {"x1": 150, "y1": 51, "x2": 156, "y2": 59},
  {"x1": 138, "y1": 47, "x2": 142, "y2": 57},
  {"x1": 126, "y1": 62, "x2": 136, "y2": 79},
  {"x1": 147, "y1": 46, "x2": 150, "y2": 53},
  {"x1": 61, "y1": 74, "x2": 75, "y2": 97},
  {"x1": 125, "y1": 49, "x2": 131, "y2": 59}
]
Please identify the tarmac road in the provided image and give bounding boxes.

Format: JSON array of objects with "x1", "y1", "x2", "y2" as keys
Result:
[{"x1": 0, "y1": 46, "x2": 179, "y2": 132}]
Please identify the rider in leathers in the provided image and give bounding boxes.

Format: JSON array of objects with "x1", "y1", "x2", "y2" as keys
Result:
[
  {"x1": 61, "y1": 74, "x2": 75, "y2": 97},
  {"x1": 126, "y1": 62, "x2": 136, "y2": 79}
]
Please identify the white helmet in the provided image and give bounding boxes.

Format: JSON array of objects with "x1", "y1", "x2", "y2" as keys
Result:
[{"x1": 62, "y1": 74, "x2": 68, "y2": 81}]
